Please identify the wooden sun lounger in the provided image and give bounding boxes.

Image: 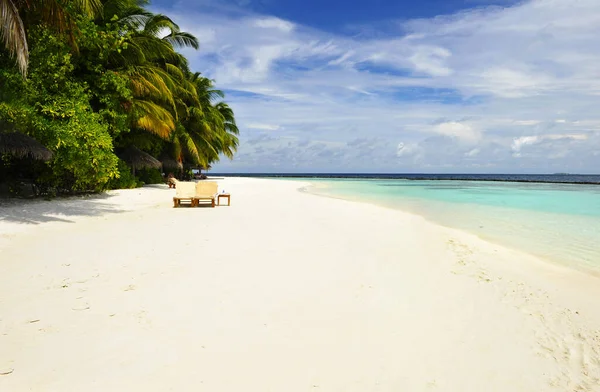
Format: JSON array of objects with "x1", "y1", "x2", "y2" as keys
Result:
[
  {"x1": 173, "y1": 181, "x2": 196, "y2": 207},
  {"x1": 193, "y1": 181, "x2": 219, "y2": 208}
]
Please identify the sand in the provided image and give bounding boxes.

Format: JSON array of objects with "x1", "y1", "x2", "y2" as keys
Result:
[{"x1": 0, "y1": 177, "x2": 599, "y2": 391}]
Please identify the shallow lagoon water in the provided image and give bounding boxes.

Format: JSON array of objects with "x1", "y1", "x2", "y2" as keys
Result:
[{"x1": 302, "y1": 179, "x2": 600, "y2": 274}]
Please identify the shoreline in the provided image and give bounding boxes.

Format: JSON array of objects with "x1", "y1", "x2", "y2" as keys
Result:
[
  {"x1": 300, "y1": 180, "x2": 600, "y2": 279},
  {"x1": 300, "y1": 180, "x2": 600, "y2": 303},
  {"x1": 1, "y1": 177, "x2": 599, "y2": 391}
]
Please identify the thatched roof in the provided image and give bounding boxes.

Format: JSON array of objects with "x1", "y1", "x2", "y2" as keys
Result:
[
  {"x1": 0, "y1": 132, "x2": 53, "y2": 161},
  {"x1": 160, "y1": 157, "x2": 183, "y2": 171},
  {"x1": 118, "y1": 146, "x2": 161, "y2": 170}
]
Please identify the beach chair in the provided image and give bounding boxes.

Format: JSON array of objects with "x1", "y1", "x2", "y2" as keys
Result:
[
  {"x1": 167, "y1": 177, "x2": 178, "y2": 189},
  {"x1": 193, "y1": 181, "x2": 219, "y2": 207},
  {"x1": 173, "y1": 181, "x2": 196, "y2": 207}
]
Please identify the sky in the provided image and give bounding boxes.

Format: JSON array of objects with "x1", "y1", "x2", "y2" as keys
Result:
[{"x1": 151, "y1": 0, "x2": 600, "y2": 173}]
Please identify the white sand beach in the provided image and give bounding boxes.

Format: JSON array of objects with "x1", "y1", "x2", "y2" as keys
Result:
[{"x1": 0, "y1": 177, "x2": 599, "y2": 391}]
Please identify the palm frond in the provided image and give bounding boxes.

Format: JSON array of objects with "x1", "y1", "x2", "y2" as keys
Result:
[
  {"x1": 172, "y1": 136, "x2": 182, "y2": 161},
  {"x1": 110, "y1": 42, "x2": 146, "y2": 67},
  {"x1": 189, "y1": 132, "x2": 218, "y2": 166},
  {"x1": 0, "y1": 0, "x2": 28, "y2": 76},
  {"x1": 173, "y1": 98, "x2": 189, "y2": 119},
  {"x1": 178, "y1": 130, "x2": 202, "y2": 165},
  {"x1": 143, "y1": 13, "x2": 179, "y2": 36},
  {"x1": 127, "y1": 35, "x2": 179, "y2": 63},
  {"x1": 164, "y1": 63, "x2": 184, "y2": 81},
  {"x1": 131, "y1": 100, "x2": 176, "y2": 138},
  {"x1": 163, "y1": 31, "x2": 199, "y2": 49},
  {"x1": 115, "y1": 9, "x2": 151, "y2": 28},
  {"x1": 73, "y1": 0, "x2": 103, "y2": 17},
  {"x1": 172, "y1": 53, "x2": 190, "y2": 72},
  {"x1": 188, "y1": 105, "x2": 204, "y2": 119},
  {"x1": 219, "y1": 132, "x2": 239, "y2": 159},
  {"x1": 126, "y1": 65, "x2": 176, "y2": 109}
]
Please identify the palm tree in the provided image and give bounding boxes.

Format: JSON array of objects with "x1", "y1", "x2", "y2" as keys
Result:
[
  {"x1": 169, "y1": 73, "x2": 239, "y2": 167},
  {"x1": 95, "y1": 1, "x2": 237, "y2": 170},
  {"x1": 0, "y1": 0, "x2": 103, "y2": 76},
  {"x1": 106, "y1": 9, "x2": 199, "y2": 139},
  {"x1": 213, "y1": 101, "x2": 239, "y2": 160}
]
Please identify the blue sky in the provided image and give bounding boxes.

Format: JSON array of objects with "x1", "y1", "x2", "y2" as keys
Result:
[{"x1": 152, "y1": 0, "x2": 600, "y2": 173}]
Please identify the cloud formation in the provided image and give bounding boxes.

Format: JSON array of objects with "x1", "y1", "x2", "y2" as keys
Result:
[{"x1": 155, "y1": 0, "x2": 600, "y2": 173}]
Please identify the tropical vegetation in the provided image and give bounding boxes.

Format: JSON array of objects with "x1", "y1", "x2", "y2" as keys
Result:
[{"x1": 0, "y1": 0, "x2": 238, "y2": 195}]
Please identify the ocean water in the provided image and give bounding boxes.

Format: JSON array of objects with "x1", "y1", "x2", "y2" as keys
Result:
[
  {"x1": 296, "y1": 178, "x2": 600, "y2": 274},
  {"x1": 221, "y1": 173, "x2": 600, "y2": 185}
]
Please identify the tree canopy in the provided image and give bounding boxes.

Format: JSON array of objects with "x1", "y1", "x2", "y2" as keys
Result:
[{"x1": 0, "y1": 0, "x2": 238, "y2": 194}]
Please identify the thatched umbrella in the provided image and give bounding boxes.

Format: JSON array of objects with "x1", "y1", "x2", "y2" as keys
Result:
[
  {"x1": 0, "y1": 132, "x2": 53, "y2": 161},
  {"x1": 118, "y1": 146, "x2": 161, "y2": 176},
  {"x1": 160, "y1": 157, "x2": 183, "y2": 172}
]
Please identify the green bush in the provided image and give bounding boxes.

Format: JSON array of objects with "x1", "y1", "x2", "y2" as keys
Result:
[
  {"x1": 136, "y1": 168, "x2": 164, "y2": 184},
  {"x1": 0, "y1": 26, "x2": 120, "y2": 193},
  {"x1": 107, "y1": 159, "x2": 139, "y2": 189}
]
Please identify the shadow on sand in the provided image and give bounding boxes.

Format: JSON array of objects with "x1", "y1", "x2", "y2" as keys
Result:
[{"x1": 0, "y1": 192, "x2": 127, "y2": 225}]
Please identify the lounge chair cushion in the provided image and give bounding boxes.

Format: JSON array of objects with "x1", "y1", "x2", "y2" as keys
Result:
[
  {"x1": 175, "y1": 182, "x2": 196, "y2": 199},
  {"x1": 194, "y1": 181, "x2": 218, "y2": 199}
]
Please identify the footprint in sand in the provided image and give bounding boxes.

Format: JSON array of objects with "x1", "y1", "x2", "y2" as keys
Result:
[
  {"x1": 136, "y1": 310, "x2": 151, "y2": 326},
  {"x1": 448, "y1": 238, "x2": 496, "y2": 284},
  {"x1": 72, "y1": 296, "x2": 90, "y2": 311},
  {"x1": 532, "y1": 311, "x2": 600, "y2": 389},
  {"x1": 476, "y1": 270, "x2": 493, "y2": 283},
  {"x1": 449, "y1": 244, "x2": 600, "y2": 389}
]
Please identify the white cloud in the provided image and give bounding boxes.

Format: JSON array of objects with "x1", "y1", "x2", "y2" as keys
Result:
[
  {"x1": 464, "y1": 148, "x2": 480, "y2": 157},
  {"x1": 476, "y1": 67, "x2": 553, "y2": 98},
  {"x1": 397, "y1": 142, "x2": 419, "y2": 157},
  {"x1": 511, "y1": 133, "x2": 589, "y2": 157},
  {"x1": 246, "y1": 123, "x2": 282, "y2": 131},
  {"x1": 432, "y1": 122, "x2": 481, "y2": 142},
  {"x1": 546, "y1": 134, "x2": 588, "y2": 141},
  {"x1": 408, "y1": 45, "x2": 453, "y2": 76},
  {"x1": 511, "y1": 135, "x2": 541, "y2": 153},
  {"x1": 154, "y1": 0, "x2": 600, "y2": 172},
  {"x1": 513, "y1": 120, "x2": 541, "y2": 126},
  {"x1": 253, "y1": 17, "x2": 295, "y2": 32},
  {"x1": 327, "y1": 50, "x2": 356, "y2": 67}
]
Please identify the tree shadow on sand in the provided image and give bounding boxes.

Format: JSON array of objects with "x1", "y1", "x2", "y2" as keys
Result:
[{"x1": 0, "y1": 192, "x2": 127, "y2": 225}]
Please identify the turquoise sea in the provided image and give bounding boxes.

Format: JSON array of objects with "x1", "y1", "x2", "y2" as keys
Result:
[{"x1": 298, "y1": 179, "x2": 600, "y2": 275}]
